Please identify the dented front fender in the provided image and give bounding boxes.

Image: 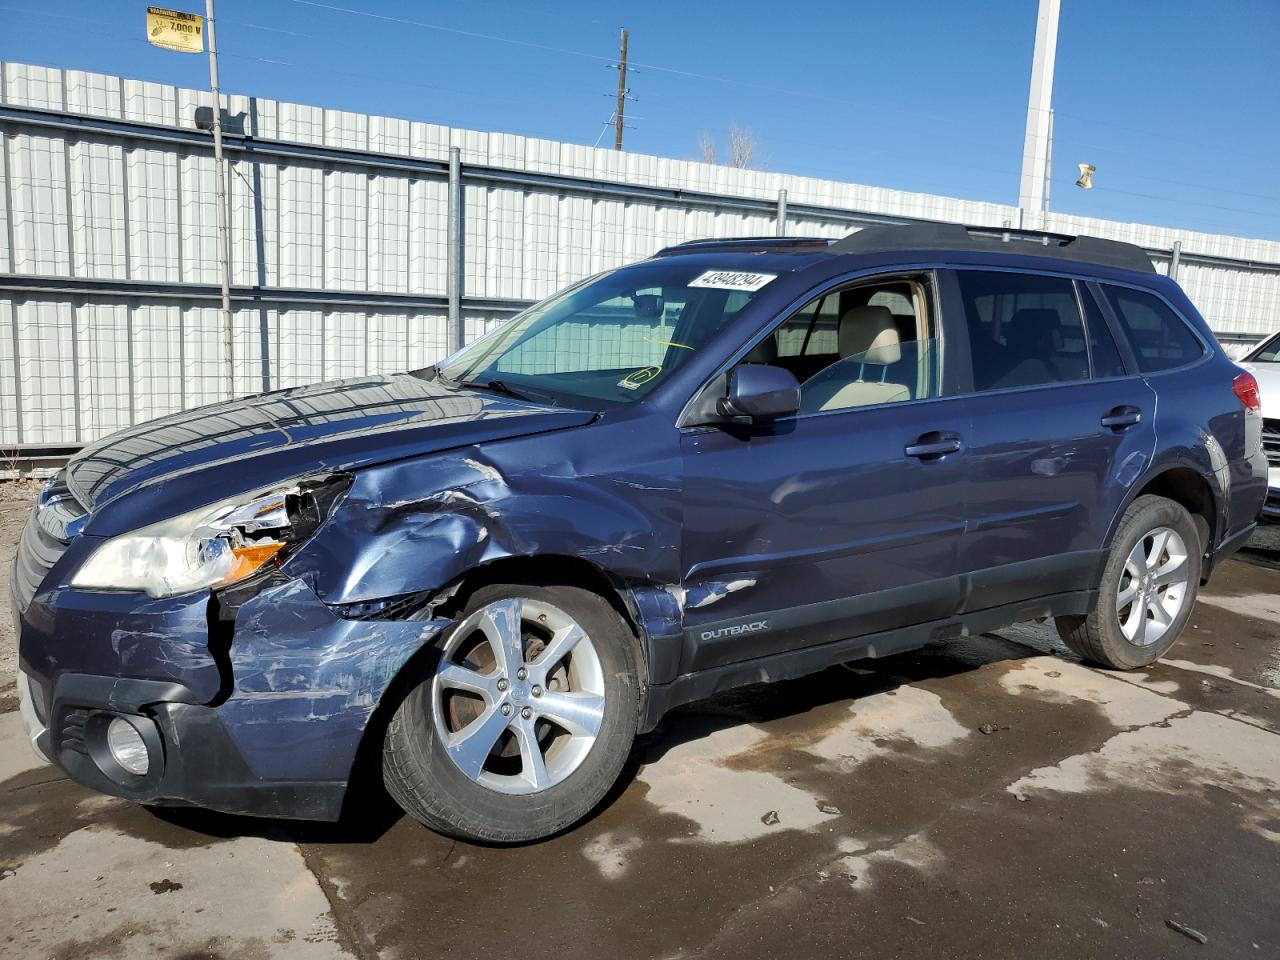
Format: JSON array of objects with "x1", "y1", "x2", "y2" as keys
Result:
[
  {"x1": 283, "y1": 418, "x2": 683, "y2": 605},
  {"x1": 219, "y1": 578, "x2": 450, "y2": 781}
]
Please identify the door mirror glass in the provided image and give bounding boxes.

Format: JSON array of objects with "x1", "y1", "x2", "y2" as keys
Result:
[{"x1": 718, "y1": 364, "x2": 801, "y2": 421}]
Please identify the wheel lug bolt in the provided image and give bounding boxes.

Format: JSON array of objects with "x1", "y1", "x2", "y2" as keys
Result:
[
  {"x1": 532, "y1": 685, "x2": 543, "y2": 698},
  {"x1": 501, "y1": 703, "x2": 512, "y2": 717},
  {"x1": 516, "y1": 668, "x2": 528, "y2": 681},
  {"x1": 497, "y1": 678, "x2": 509, "y2": 691},
  {"x1": 521, "y1": 707, "x2": 532, "y2": 720}
]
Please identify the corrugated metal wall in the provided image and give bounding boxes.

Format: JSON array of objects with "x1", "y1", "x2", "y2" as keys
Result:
[{"x1": 2, "y1": 60, "x2": 1279, "y2": 451}]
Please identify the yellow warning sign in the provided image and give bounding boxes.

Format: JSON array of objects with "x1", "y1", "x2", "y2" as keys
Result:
[{"x1": 146, "y1": 7, "x2": 204, "y2": 54}]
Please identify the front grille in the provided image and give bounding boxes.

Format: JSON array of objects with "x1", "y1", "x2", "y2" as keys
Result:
[
  {"x1": 1264, "y1": 418, "x2": 1280, "y2": 468},
  {"x1": 11, "y1": 471, "x2": 86, "y2": 614}
]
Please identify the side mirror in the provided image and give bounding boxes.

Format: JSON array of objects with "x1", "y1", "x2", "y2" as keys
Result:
[{"x1": 718, "y1": 364, "x2": 801, "y2": 421}]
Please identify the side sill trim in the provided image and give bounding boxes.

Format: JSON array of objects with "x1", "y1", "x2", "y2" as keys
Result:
[{"x1": 641, "y1": 589, "x2": 1096, "y2": 732}]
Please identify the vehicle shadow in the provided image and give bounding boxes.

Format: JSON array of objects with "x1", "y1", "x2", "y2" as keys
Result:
[
  {"x1": 1239, "y1": 522, "x2": 1280, "y2": 570},
  {"x1": 146, "y1": 785, "x2": 405, "y2": 845},
  {"x1": 587, "y1": 629, "x2": 1049, "y2": 830}
]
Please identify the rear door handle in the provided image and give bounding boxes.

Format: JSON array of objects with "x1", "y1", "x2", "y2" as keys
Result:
[
  {"x1": 905, "y1": 432, "x2": 963, "y2": 461},
  {"x1": 1101, "y1": 406, "x2": 1142, "y2": 430}
]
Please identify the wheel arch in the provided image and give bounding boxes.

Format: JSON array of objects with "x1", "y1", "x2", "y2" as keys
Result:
[
  {"x1": 1108, "y1": 462, "x2": 1219, "y2": 571},
  {"x1": 338, "y1": 551, "x2": 665, "y2": 818},
  {"x1": 430, "y1": 554, "x2": 644, "y2": 641}
]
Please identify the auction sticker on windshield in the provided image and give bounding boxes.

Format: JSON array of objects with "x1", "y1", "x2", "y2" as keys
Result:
[{"x1": 688, "y1": 270, "x2": 777, "y2": 292}]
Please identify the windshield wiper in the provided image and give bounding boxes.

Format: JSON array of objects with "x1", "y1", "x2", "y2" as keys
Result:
[{"x1": 458, "y1": 377, "x2": 552, "y2": 404}]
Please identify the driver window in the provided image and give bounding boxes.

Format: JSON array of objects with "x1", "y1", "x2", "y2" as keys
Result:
[{"x1": 746, "y1": 277, "x2": 938, "y2": 414}]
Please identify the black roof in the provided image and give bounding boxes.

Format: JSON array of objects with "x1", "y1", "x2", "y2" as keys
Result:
[
  {"x1": 828, "y1": 223, "x2": 1156, "y2": 274},
  {"x1": 656, "y1": 223, "x2": 1155, "y2": 275},
  {"x1": 653, "y1": 236, "x2": 831, "y2": 257}
]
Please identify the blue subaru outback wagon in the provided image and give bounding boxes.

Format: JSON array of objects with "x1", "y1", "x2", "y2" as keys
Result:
[{"x1": 12, "y1": 223, "x2": 1268, "y2": 842}]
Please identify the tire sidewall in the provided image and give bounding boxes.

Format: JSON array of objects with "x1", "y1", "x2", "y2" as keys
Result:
[{"x1": 385, "y1": 582, "x2": 641, "y2": 842}]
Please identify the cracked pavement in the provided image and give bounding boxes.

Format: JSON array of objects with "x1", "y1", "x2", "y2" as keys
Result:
[{"x1": 2, "y1": 492, "x2": 1278, "y2": 959}]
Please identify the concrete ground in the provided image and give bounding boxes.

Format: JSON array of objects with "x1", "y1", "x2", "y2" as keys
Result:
[{"x1": 2, "y1": 489, "x2": 1278, "y2": 960}]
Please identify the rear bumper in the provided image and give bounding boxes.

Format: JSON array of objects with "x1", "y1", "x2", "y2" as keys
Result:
[{"x1": 1212, "y1": 523, "x2": 1257, "y2": 568}]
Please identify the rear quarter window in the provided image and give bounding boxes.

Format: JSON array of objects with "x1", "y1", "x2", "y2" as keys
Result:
[{"x1": 1102, "y1": 286, "x2": 1204, "y2": 373}]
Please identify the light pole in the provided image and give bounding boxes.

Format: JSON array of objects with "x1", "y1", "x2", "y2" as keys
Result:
[
  {"x1": 145, "y1": 4, "x2": 234, "y2": 398},
  {"x1": 1017, "y1": 0, "x2": 1061, "y2": 226}
]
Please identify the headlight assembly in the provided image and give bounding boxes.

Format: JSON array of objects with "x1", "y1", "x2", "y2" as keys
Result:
[{"x1": 71, "y1": 474, "x2": 349, "y2": 599}]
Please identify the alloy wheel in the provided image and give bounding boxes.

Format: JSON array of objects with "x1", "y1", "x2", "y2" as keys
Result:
[
  {"x1": 1116, "y1": 526, "x2": 1190, "y2": 647},
  {"x1": 431, "y1": 597, "x2": 605, "y2": 794}
]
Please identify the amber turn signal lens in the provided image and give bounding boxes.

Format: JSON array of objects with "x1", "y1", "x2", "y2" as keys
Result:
[{"x1": 223, "y1": 541, "x2": 286, "y2": 584}]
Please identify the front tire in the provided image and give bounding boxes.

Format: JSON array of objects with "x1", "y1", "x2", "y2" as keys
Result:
[
  {"x1": 382, "y1": 583, "x2": 641, "y2": 843},
  {"x1": 1056, "y1": 494, "x2": 1202, "y2": 669}
]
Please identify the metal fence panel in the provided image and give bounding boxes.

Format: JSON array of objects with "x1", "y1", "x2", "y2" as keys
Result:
[{"x1": 3, "y1": 59, "x2": 1280, "y2": 452}]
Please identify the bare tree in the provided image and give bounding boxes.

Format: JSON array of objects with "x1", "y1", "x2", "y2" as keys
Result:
[
  {"x1": 695, "y1": 125, "x2": 761, "y2": 169},
  {"x1": 727, "y1": 124, "x2": 759, "y2": 169},
  {"x1": 697, "y1": 131, "x2": 717, "y2": 165}
]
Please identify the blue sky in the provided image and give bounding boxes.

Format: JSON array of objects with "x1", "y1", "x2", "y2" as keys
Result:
[{"x1": 3, "y1": 0, "x2": 1278, "y2": 240}]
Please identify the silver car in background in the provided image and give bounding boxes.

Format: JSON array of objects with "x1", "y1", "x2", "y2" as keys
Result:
[{"x1": 1241, "y1": 331, "x2": 1280, "y2": 519}]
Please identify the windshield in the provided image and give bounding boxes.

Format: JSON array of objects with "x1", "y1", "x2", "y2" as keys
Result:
[
  {"x1": 1248, "y1": 332, "x2": 1280, "y2": 363},
  {"x1": 438, "y1": 261, "x2": 773, "y2": 405}
]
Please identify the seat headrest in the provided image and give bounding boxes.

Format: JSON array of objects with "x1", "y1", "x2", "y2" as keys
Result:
[{"x1": 839, "y1": 305, "x2": 901, "y2": 365}]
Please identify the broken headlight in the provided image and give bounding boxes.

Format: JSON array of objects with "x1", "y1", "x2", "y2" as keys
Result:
[{"x1": 71, "y1": 475, "x2": 349, "y2": 599}]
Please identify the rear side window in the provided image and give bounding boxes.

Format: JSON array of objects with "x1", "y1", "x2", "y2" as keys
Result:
[
  {"x1": 1102, "y1": 286, "x2": 1204, "y2": 373},
  {"x1": 955, "y1": 270, "x2": 1089, "y2": 391}
]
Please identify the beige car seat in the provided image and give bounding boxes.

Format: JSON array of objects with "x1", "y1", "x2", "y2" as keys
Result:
[{"x1": 802, "y1": 305, "x2": 910, "y2": 411}]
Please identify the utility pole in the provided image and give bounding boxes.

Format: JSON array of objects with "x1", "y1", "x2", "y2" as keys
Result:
[
  {"x1": 205, "y1": 0, "x2": 234, "y2": 399},
  {"x1": 1017, "y1": 0, "x2": 1060, "y2": 224},
  {"x1": 614, "y1": 28, "x2": 629, "y2": 151}
]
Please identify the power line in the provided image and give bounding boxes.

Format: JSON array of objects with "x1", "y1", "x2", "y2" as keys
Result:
[
  {"x1": 0, "y1": 6, "x2": 292, "y2": 67},
  {"x1": 286, "y1": 0, "x2": 618, "y2": 66},
  {"x1": 282, "y1": 0, "x2": 1280, "y2": 184},
  {"x1": 4, "y1": 2, "x2": 1278, "y2": 231}
]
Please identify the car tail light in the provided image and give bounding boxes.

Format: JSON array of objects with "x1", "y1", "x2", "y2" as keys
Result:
[{"x1": 1233, "y1": 370, "x2": 1261, "y2": 413}]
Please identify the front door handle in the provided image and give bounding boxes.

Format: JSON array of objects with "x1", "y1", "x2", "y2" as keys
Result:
[
  {"x1": 905, "y1": 432, "x2": 963, "y2": 461},
  {"x1": 1101, "y1": 406, "x2": 1142, "y2": 430}
]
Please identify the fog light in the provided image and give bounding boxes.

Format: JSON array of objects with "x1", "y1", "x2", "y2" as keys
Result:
[{"x1": 106, "y1": 717, "x2": 150, "y2": 776}]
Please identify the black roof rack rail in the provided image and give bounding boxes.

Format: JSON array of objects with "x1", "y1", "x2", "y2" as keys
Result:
[
  {"x1": 828, "y1": 222, "x2": 1155, "y2": 274},
  {"x1": 653, "y1": 236, "x2": 832, "y2": 257}
]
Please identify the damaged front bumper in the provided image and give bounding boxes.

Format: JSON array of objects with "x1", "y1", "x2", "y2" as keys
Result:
[{"x1": 15, "y1": 576, "x2": 448, "y2": 821}]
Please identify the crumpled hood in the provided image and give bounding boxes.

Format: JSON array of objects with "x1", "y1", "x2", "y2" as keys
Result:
[
  {"x1": 67, "y1": 373, "x2": 596, "y2": 536},
  {"x1": 1242, "y1": 362, "x2": 1280, "y2": 419}
]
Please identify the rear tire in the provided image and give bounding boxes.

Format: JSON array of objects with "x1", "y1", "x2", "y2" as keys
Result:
[
  {"x1": 382, "y1": 583, "x2": 641, "y2": 843},
  {"x1": 1056, "y1": 494, "x2": 1202, "y2": 669}
]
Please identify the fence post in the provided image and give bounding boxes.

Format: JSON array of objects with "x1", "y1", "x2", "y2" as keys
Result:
[
  {"x1": 1168, "y1": 239, "x2": 1182, "y2": 280},
  {"x1": 447, "y1": 146, "x2": 464, "y2": 355},
  {"x1": 776, "y1": 189, "x2": 788, "y2": 237}
]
